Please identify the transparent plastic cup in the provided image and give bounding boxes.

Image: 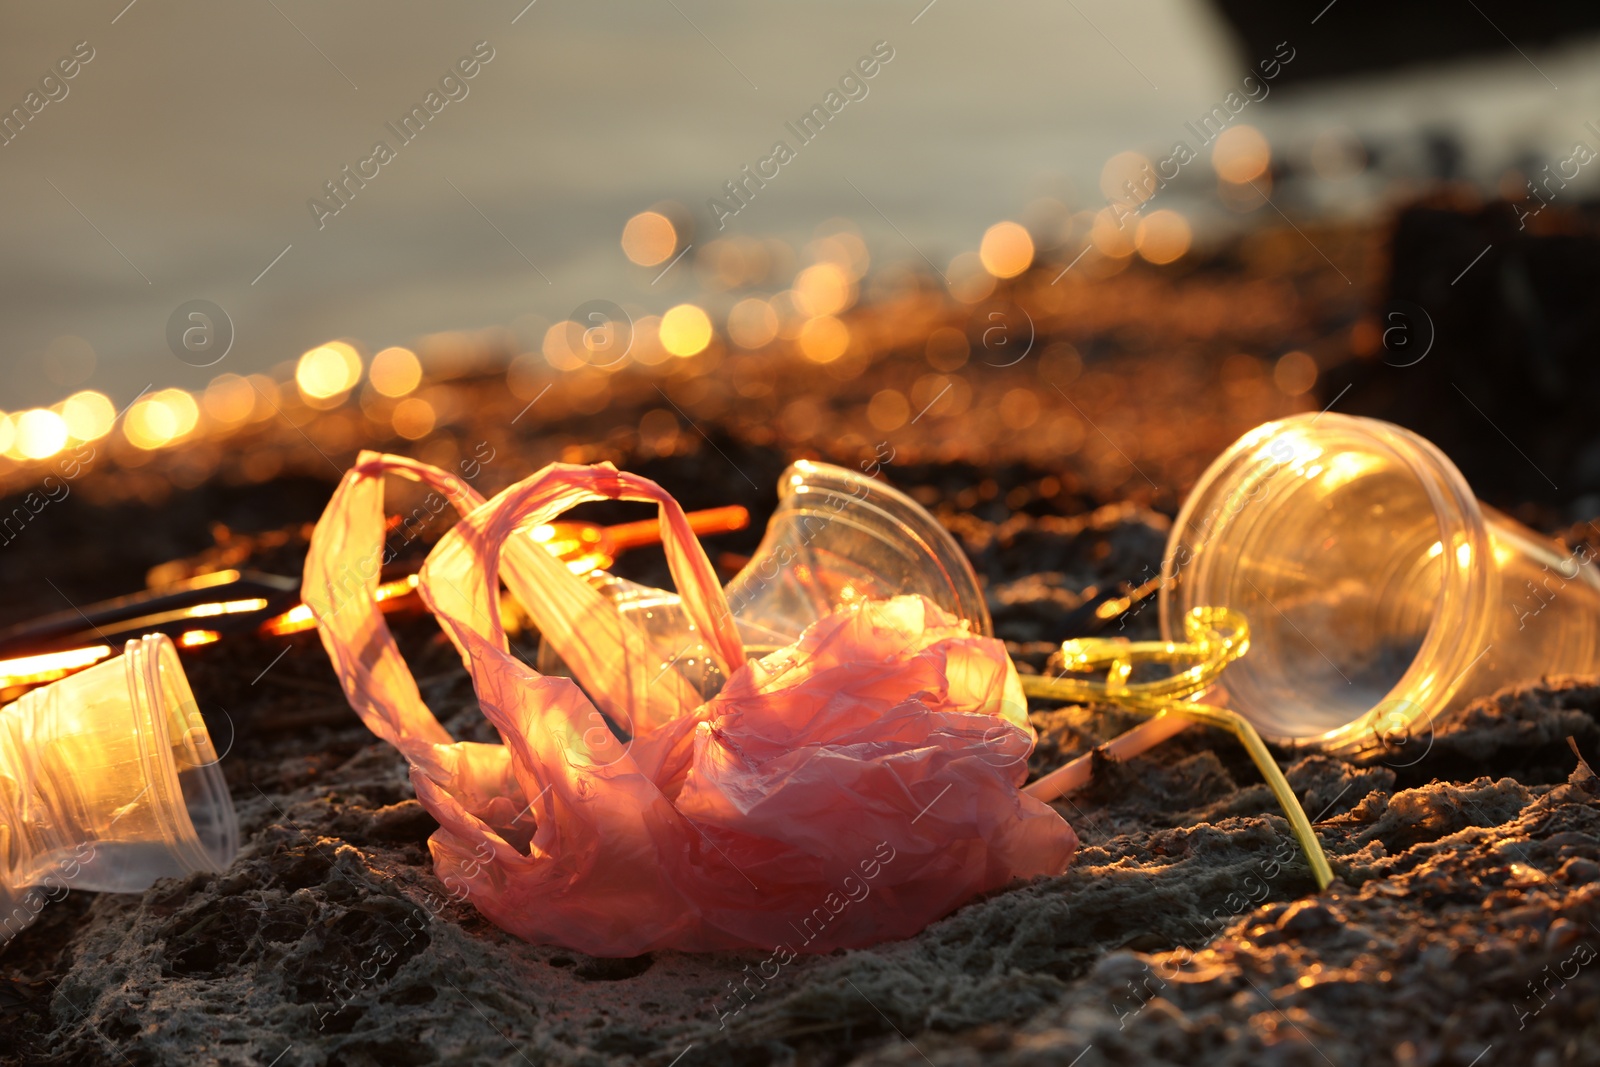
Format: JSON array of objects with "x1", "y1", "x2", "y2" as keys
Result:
[
  {"x1": 0, "y1": 633, "x2": 238, "y2": 941},
  {"x1": 536, "y1": 460, "x2": 993, "y2": 699},
  {"x1": 723, "y1": 460, "x2": 992, "y2": 653},
  {"x1": 1160, "y1": 412, "x2": 1600, "y2": 759}
]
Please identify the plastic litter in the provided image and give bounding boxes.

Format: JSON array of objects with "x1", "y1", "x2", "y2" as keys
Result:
[
  {"x1": 1025, "y1": 413, "x2": 1600, "y2": 889},
  {"x1": 1163, "y1": 412, "x2": 1600, "y2": 756},
  {"x1": 0, "y1": 633, "x2": 238, "y2": 943},
  {"x1": 534, "y1": 458, "x2": 995, "y2": 719},
  {"x1": 305, "y1": 453, "x2": 1075, "y2": 956}
]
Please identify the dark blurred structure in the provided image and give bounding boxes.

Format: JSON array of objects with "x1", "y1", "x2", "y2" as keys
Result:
[
  {"x1": 1213, "y1": 0, "x2": 1600, "y2": 84},
  {"x1": 1330, "y1": 196, "x2": 1600, "y2": 509}
]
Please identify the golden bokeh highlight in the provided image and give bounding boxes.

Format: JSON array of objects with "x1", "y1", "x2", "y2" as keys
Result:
[
  {"x1": 945, "y1": 252, "x2": 997, "y2": 303},
  {"x1": 123, "y1": 400, "x2": 174, "y2": 451},
  {"x1": 1100, "y1": 151, "x2": 1154, "y2": 202},
  {"x1": 727, "y1": 298, "x2": 779, "y2": 349},
  {"x1": 296, "y1": 342, "x2": 362, "y2": 403},
  {"x1": 124, "y1": 389, "x2": 200, "y2": 451},
  {"x1": 59, "y1": 391, "x2": 115, "y2": 441},
  {"x1": 1091, "y1": 208, "x2": 1137, "y2": 258},
  {"x1": 621, "y1": 211, "x2": 677, "y2": 267},
  {"x1": 911, "y1": 373, "x2": 971, "y2": 420},
  {"x1": 203, "y1": 374, "x2": 256, "y2": 425},
  {"x1": 659, "y1": 304, "x2": 713, "y2": 357},
  {"x1": 542, "y1": 321, "x2": 586, "y2": 372},
  {"x1": 245, "y1": 376, "x2": 279, "y2": 421},
  {"x1": 794, "y1": 263, "x2": 853, "y2": 317},
  {"x1": 808, "y1": 226, "x2": 870, "y2": 279},
  {"x1": 629, "y1": 315, "x2": 672, "y2": 366},
  {"x1": 867, "y1": 389, "x2": 910, "y2": 432},
  {"x1": 797, "y1": 316, "x2": 850, "y2": 363},
  {"x1": 1135, "y1": 210, "x2": 1193, "y2": 265},
  {"x1": 392, "y1": 397, "x2": 437, "y2": 439},
  {"x1": 1212, "y1": 125, "x2": 1270, "y2": 184},
  {"x1": 979, "y1": 221, "x2": 1034, "y2": 279},
  {"x1": 767, "y1": 290, "x2": 807, "y2": 340},
  {"x1": 1273, "y1": 351, "x2": 1318, "y2": 397},
  {"x1": 369, "y1": 346, "x2": 423, "y2": 398},
  {"x1": 0, "y1": 414, "x2": 14, "y2": 456},
  {"x1": 14, "y1": 409, "x2": 68, "y2": 460},
  {"x1": 638, "y1": 408, "x2": 680, "y2": 452}
]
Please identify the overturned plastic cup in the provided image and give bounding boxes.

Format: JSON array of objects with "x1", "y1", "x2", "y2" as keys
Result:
[
  {"x1": 723, "y1": 459, "x2": 992, "y2": 651},
  {"x1": 536, "y1": 460, "x2": 992, "y2": 701},
  {"x1": 0, "y1": 633, "x2": 238, "y2": 941},
  {"x1": 1160, "y1": 412, "x2": 1600, "y2": 760}
]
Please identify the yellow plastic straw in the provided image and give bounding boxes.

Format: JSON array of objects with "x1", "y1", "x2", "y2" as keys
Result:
[{"x1": 1020, "y1": 607, "x2": 1334, "y2": 891}]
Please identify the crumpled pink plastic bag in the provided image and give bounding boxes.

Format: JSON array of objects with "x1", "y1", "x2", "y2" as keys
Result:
[{"x1": 304, "y1": 452, "x2": 1075, "y2": 956}]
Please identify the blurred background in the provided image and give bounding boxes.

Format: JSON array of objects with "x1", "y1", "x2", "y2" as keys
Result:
[{"x1": 3, "y1": 0, "x2": 1600, "y2": 548}]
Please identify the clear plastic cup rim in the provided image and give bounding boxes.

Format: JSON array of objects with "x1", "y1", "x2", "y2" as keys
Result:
[
  {"x1": 780, "y1": 460, "x2": 994, "y2": 637},
  {"x1": 1158, "y1": 413, "x2": 1496, "y2": 756}
]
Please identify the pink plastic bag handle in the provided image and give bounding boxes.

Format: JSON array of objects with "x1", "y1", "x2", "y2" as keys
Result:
[
  {"x1": 305, "y1": 453, "x2": 743, "y2": 770},
  {"x1": 421, "y1": 461, "x2": 745, "y2": 738},
  {"x1": 303, "y1": 452, "x2": 489, "y2": 769}
]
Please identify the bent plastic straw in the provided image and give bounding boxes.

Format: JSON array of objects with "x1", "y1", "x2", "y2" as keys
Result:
[{"x1": 1020, "y1": 607, "x2": 1334, "y2": 891}]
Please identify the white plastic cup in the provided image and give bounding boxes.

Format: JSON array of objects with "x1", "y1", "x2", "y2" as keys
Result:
[
  {"x1": 1160, "y1": 413, "x2": 1600, "y2": 759},
  {"x1": 0, "y1": 633, "x2": 238, "y2": 941}
]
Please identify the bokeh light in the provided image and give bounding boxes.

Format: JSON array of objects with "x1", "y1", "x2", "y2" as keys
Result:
[
  {"x1": 1135, "y1": 210, "x2": 1193, "y2": 265},
  {"x1": 621, "y1": 211, "x2": 677, "y2": 267},
  {"x1": 638, "y1": 408, "x2": 679, "y2": 452},
  {"x1": 794, "y1": 263, "x2": 853, "y2": 317},
  {"x1": 727, "y1": 298, "x2": 779, "y2": 349},
  {"x1": 0, "y1": 414, "x2": 14, "y2": 456},
  {"x1": 125, "y1": 392, "x2": 186, "y2": 450},
  {"x1": 925, "y1": 326, "x2": 970, "y2": 372},
  {"x1": 59, "y1": 391, "x2": 115, "y2": 441},
  {"x1": 630, "y1": 314, "x2": 672, "y2": 366},
  {"x1": 369, "y1": 346, "x2": 423, "y2": 398},
  {"x1": 203, "y1": 374, "x2": 256, "y2": 425},
  {"x1": 999, "y1": 387, "x2": 1041, "y2": 429},
  {"x1": 1100, "y1": 151, "x2": 1154, "y2": 203},
  {"x1": 542, "y1": 321, "x2": 586, "y2": 372},
  {"x1": 1274, "y1": 351, "x2": 1318, "y2": 396},
  {"x1": 296, "y1": 341, "x2": 363, "y2": 402},
  {"x1": 159, "y1": 389, "x2": 200, "y2": 435},
  {"x1": 945, "y1": 252, "x2": 997, "y2": 303},
  {"x1": 1212, "y1": 125, "x2": 1270, "y2": 184},
  {"x1": 659, "y1": 304, "x2": 713, "y2": 357},
  {"x1": 15, "y1": 409, "x2": 68, "y2": 459},
  {"x1": 867, "y1": 389, "x2": 910, "y2": 432},
  {"x1": 807, "y1": 228, "x2": 870, "y2": 280},
  {"x1": 392, "y1": 397, "x2": 437, "y2": 439},
  {"x1": 1090, "y1": 208, "x2": 1137, "y2": 258},
  {"x1": 245, "y1": 376, "x2": 279, "y2": 421},
  {"x1": 797, "y1": 316, "x2": 850, "y2": 363},
  {"x1": 979, "y1": 221, "x2": 1034, "y2": 279}
]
